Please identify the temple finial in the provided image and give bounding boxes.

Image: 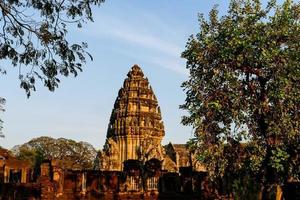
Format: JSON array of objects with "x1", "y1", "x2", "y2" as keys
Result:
[{"x1": 127, "y1": 64, "x2": 144, "y2": 77}]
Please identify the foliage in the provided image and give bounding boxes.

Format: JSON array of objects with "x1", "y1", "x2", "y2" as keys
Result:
[
  {"x1": 14, "y1": 145, "x2": 44, "y2": 179},
  {"x1": 181, "y1": 0, "x2": 300, "y2": 194},
  {"x1": 0, "y1": 0, "x2": 104, "y2": 97},
  {"x1": 13, "y1": 136, "x2": 97, "y2": 169},
  {"x1": 15, "y1": 145, "x2": 39, "y2": 166},
  {"x1": 231, "y1": 173, "x2": 261, "y2": 200},
  {"x1": 0, "y1": 0, "x2": 105, "y2": 137}
]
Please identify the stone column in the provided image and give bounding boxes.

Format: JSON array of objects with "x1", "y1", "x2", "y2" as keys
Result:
[
  {"x1": 176, "y1": 152, "x2": 180, "y2": 172},
  {"x1": 4, "y1": 166, "x2": 9, "y2": 183},
  {"x1": 21, "y1": 168, "x2": 27, "y2": 183},
  {"x1": 81, "y1": 172, "x2": 87, "y2": 195},
  {"x1": 53, "y1": 168, "x2": 64, "y2": 197},
  {"x1": 40, "y1": 163, "x2": 54, "y2": 200},
  {"x1": 0, "y1": 160, "x2": 4, "y2": 182}
]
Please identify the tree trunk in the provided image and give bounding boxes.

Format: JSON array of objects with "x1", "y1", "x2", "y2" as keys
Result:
[
  {"x1": 258, "y1": 185, "x2": 264, "y2": 200},
  {"x1": 276, "y1": 185, "x2": 283, "y2": 200}
]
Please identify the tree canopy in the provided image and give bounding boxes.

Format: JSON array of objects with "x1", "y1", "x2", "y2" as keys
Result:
[
  {"x1": 13, "y1": 136, "x2": 97, "y2": 169},
  {"x1": 0, "y1": 0, "x2": 105, "y2": 136},
  {"x1": 0, "y1": 0, "x2": 104, "y2": 96},
  {"x1": 181, "y1": 0, "x2": 300, "y2": 196}
]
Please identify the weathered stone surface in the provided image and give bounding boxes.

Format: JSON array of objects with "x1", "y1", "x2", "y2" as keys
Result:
[
  {"x1": 1, "y1": 64, "x2": 299, "y2": 199},
  {"x1": 0, "y1": 148, "x2": 31, "y2": 184},
  {"x1": 98, "y1": 65, "x2": 166, "y2": 171}
]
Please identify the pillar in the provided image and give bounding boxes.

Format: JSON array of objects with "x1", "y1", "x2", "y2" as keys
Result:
[
  {"x1": 4, "y1": 166, "x2": 9, "y2": 183},
  {"x1": 21, "y1": 168, "x2": 27, "y2": 183},
  {"x1": 81, "y1": 172, "x2": 87, "y2": 195}
]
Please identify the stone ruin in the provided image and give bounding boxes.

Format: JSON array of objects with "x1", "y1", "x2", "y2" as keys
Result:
[
  {"x1": 0, "y1": 65, "x2": 299, "y2": 199},
  {"x1": 96, "y1": 64, "x2": 202, "y2": 173},
  {"x1": 97, "y1": 65, "x2": 165, "y2": 171}
]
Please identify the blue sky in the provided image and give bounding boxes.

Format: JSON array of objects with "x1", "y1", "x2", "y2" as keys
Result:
[{"x1": 0, "y1": 0, "x2": 280, "y2": 149}]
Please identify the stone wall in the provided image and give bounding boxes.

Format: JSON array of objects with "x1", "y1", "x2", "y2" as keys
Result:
[{"x1": 42, "y1": 159, "x2": 205, "y2": 200}]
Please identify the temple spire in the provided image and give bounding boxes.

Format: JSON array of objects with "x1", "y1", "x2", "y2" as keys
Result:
[
  {"x1": 107, "y1": 64, "x2": 164, "y2": 138},
  {"x1": 101, "y1": 65, "x2": 165, "y2": 170}
]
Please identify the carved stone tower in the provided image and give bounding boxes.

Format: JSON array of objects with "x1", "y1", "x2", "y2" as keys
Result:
[{"x1": 99, "y1": 65, "x2": 165, "y2": 171}]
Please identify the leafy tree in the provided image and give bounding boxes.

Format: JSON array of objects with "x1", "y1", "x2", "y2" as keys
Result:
[
  {"x1": 14, "y1": 145, "x2": 44, "y2": 180},
  {"x1": 15, "y1": 145, "x2": 38, "y2": 166},
  {"x1": 13, "y1": 136, "x2": 97, "y2": 169},
  {"x1": 181, "y1": 0, "x2": 300, "y2": 198},
  {"x1": 0, "y1": 0, "x2": 104, "y2": 96},
  {"x1": 0, "y1": 0, "x2": 104, "y2": 137}
]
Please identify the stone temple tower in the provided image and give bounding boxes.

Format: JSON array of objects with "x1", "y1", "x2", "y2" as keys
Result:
[{"x1": 98, "y1": 65, "x2": 166, "y2": 171}]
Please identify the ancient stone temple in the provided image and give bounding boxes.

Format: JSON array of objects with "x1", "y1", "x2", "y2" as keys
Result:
[
  {"x1": 1, "y1": 64, "x2": 299, "y2": 199},
  {"x1": 98, "y1": 65, "x2": 165, "y2": 171}
]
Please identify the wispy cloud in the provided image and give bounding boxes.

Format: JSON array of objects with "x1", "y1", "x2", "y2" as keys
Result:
[
  {"x1": 106, "y1": 27, "x2": 181, "y2": 58},
  {"x1": 83, "y1": 13, "x2": 188, "y2": 75},
  {"x1": 148, "y1": 57, "x2": 188, "y2": 76}
]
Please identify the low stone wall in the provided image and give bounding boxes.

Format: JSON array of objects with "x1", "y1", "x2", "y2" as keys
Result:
[{"x1": 2, "y1": 159, "x2": 299, "y2": 200}]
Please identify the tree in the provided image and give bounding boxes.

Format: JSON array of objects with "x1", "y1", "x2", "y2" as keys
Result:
[
  {"x1": 14, "y1": 145, "x2": 44, "y2": 180},
  {"x1": 15, "y1": 145, "x2": 42, "y2": 166},
  {"x1": 13, "y1": 136, "x2": 97, "y2": 169},
  {"x1": 181, "y1": 0, "x2": 300, "y2": 198},
  {"x1": 0, "y1": 0, "x2": 104, "y2": 136},
  {"x1": 0, "y1": 0, "x2": 104, "y2": 96}
]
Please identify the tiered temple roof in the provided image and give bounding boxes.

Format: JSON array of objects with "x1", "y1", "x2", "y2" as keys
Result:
[
  {"x1": 107, "y1": 64, "x2": 165, "y2": 138},
  {"x1": 99, "y1": 65, "x2": 166, "y2": 171}
]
